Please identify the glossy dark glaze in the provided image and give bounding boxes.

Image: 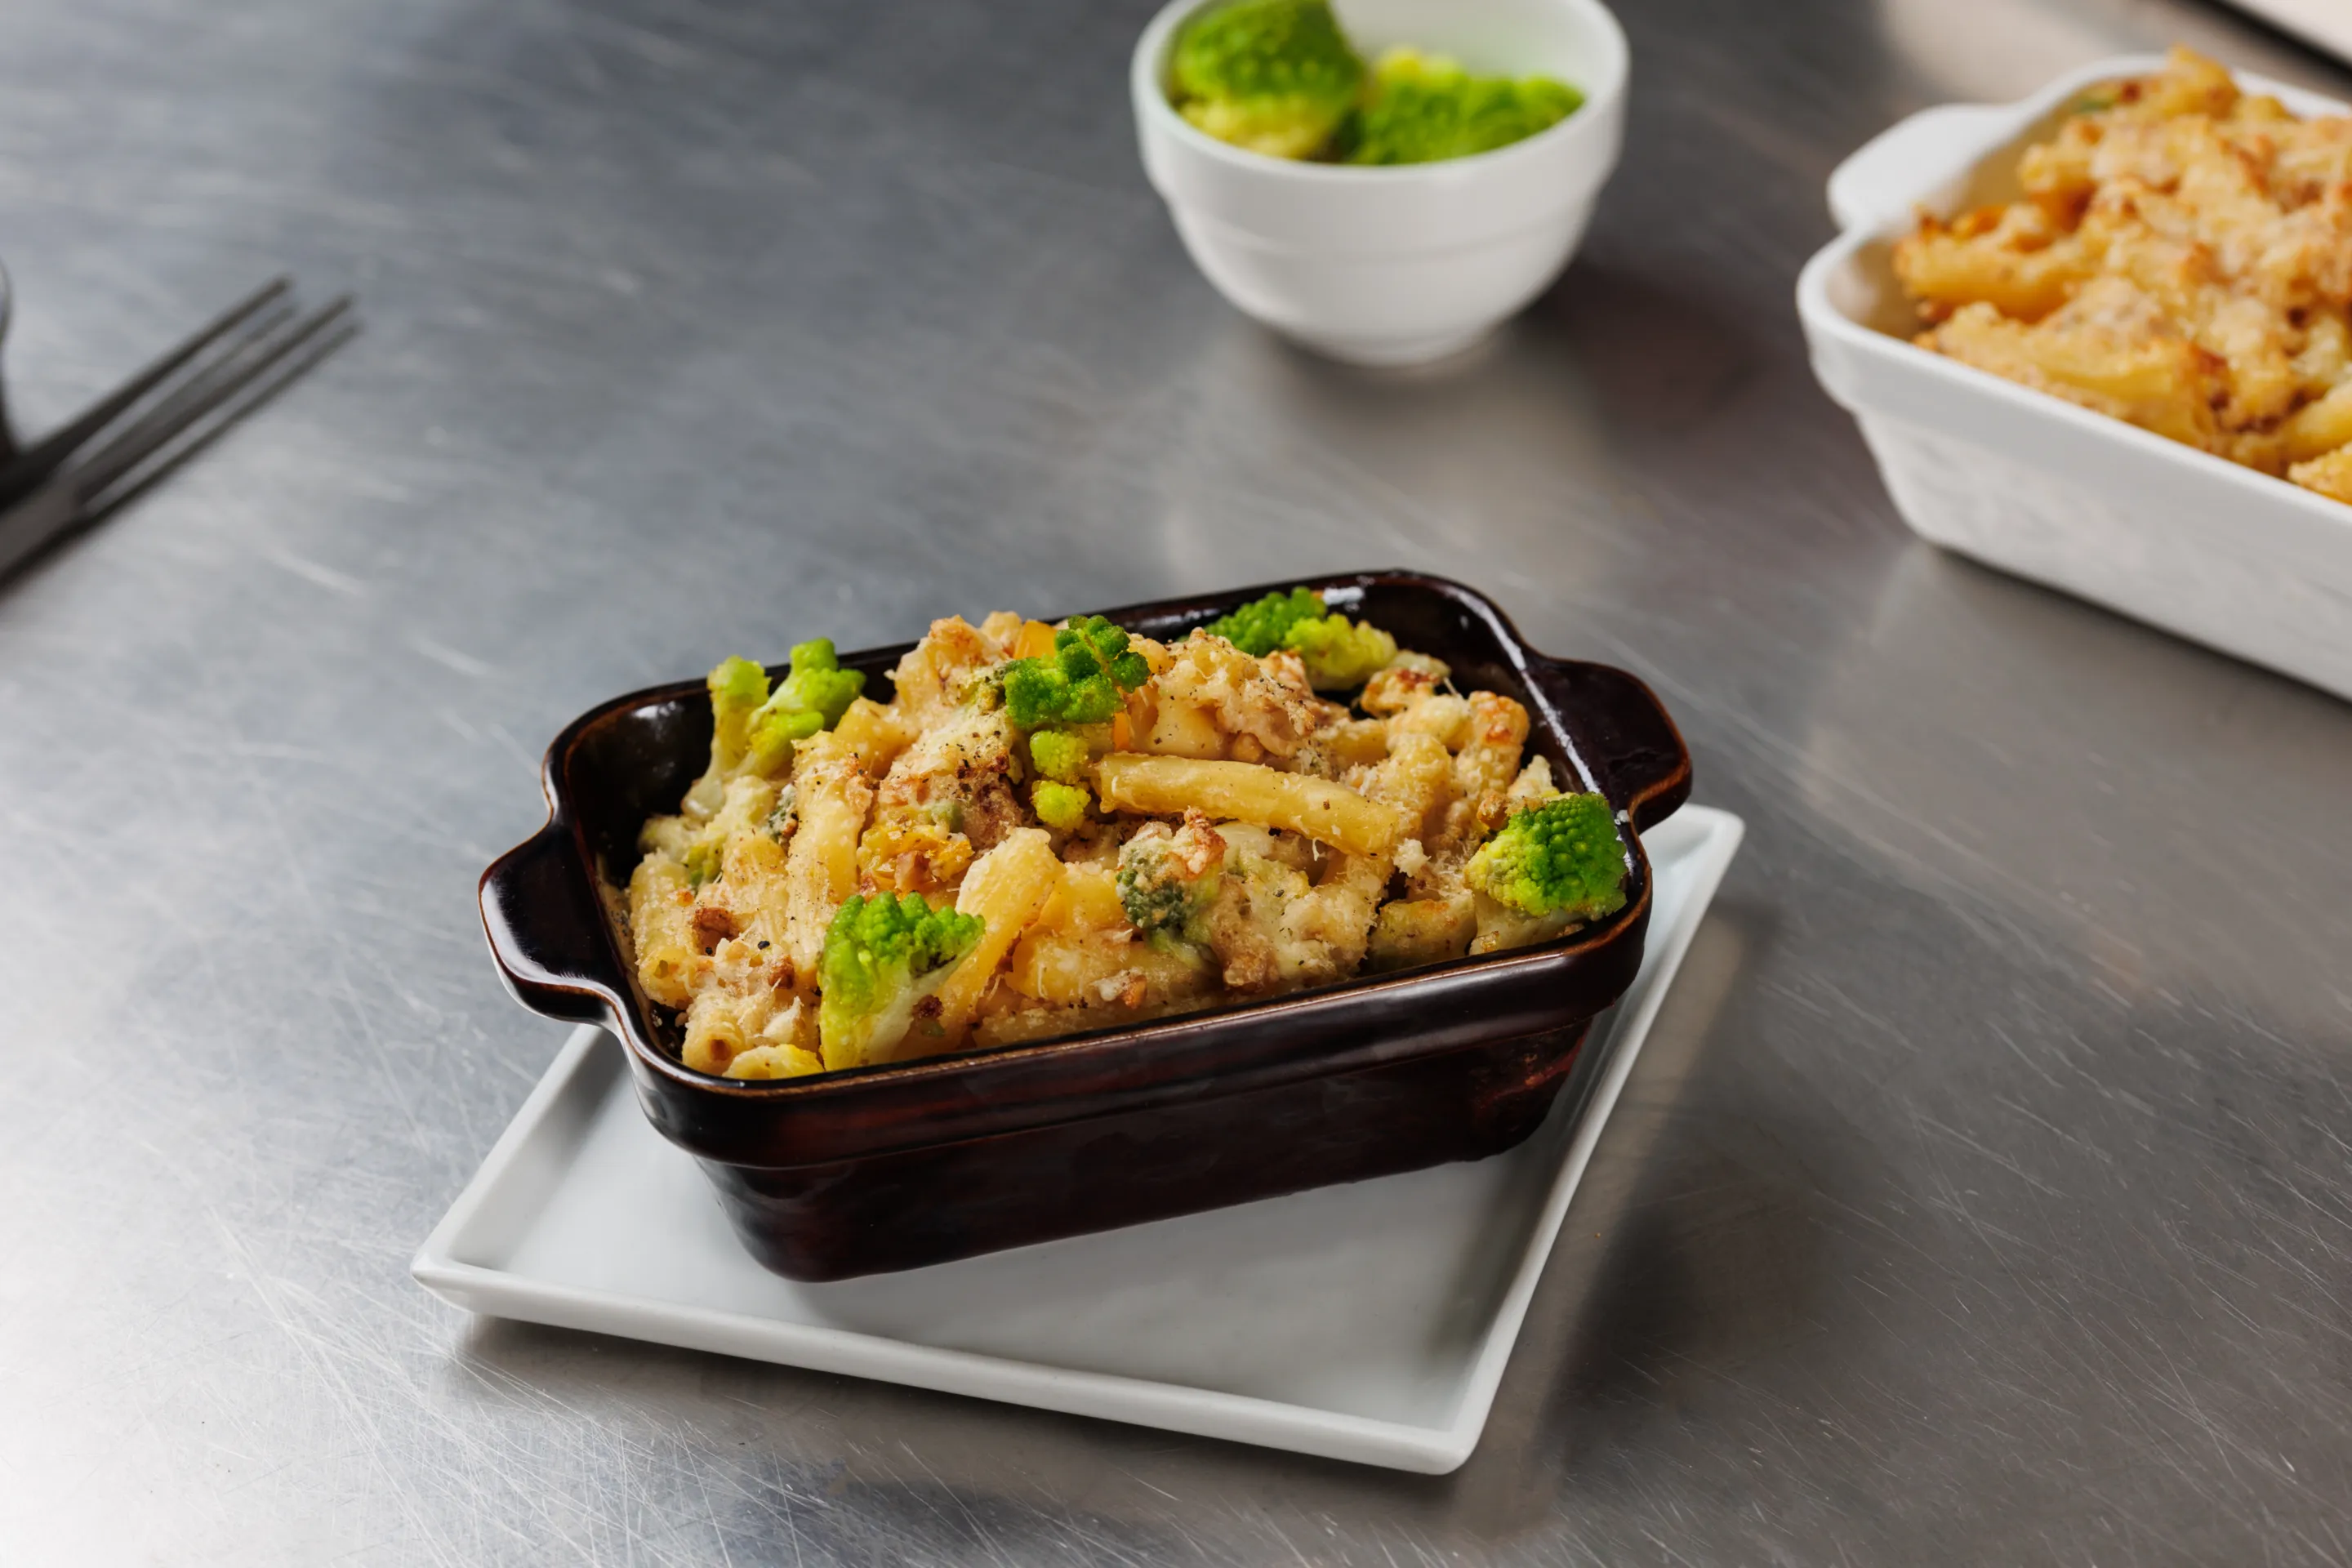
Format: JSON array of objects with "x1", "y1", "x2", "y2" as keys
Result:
[
  {"x1": 480, "y1": 571, "x2": 1691, "y2": 1278},
  {"x1": 710, "y1": 1021, "x2": 1594, "y2": 1280}
]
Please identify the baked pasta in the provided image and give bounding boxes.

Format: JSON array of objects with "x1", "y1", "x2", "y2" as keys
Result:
[
  {"x1": 619, "y1": 590, "x2": 1630, "y2": 1079},
  {"x1": 1893, "y1": 47, "x2": 2352, "y2": 502}
]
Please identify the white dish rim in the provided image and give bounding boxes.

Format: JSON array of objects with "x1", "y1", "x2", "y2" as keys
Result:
[
  {"x1": 2220, "y1": 0, "x2": 2352, "y2": 69},
  {"x1": 413, "y1": 804, "x2": 1745, "y2": 1474},
  {"x1": 1793, "y1": 51, "x2": 2352, "y2": 545}
]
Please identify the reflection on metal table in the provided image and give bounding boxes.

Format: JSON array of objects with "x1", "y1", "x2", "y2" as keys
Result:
[{"x1": 2, "y1": 0, "x2": 2349, "y2": 1561}]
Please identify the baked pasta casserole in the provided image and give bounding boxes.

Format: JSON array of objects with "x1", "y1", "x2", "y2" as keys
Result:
[
  {"x1": 619, "y1": 590, "x2": 1629, "y2": 1079},
  {"x1": 1894, "y1": 47, "x2": 2352, "y2": 502}
]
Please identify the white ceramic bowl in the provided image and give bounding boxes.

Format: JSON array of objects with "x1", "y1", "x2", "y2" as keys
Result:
[
  {"x1": 1797, "y1": 55, "x2": 2352, "y2": 705},
  {"x1": 1132, "y1": 0, "x2": 1628, "y2": 366}
]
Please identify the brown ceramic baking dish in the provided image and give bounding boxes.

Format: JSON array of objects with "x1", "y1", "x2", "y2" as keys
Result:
[{"x1": 479, "y1": 570, "x2": 1690, "y2": 1280}]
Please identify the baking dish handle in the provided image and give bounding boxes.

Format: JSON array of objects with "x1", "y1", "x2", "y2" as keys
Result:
[
  {"x1": 1826, "y1": 101, "x2": 2013, "y2": 233},
  {"x1": 1531, "y1": 657, "x2": 1692, "y2": 831},
  {"x1": 479, "y1": 819, "x2": 620, "y2": 1026}
]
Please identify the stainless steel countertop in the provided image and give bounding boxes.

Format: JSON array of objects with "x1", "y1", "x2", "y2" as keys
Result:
[{"x1": 6, "y1": 0, "x2": 2350, "y2": 1561}]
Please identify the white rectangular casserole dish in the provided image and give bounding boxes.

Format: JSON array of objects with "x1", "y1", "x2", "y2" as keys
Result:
[
  {"x1": 1795, "y1": 54, "x2": 2352, "y2": 704},
  {"x1": 2223, "y1": 2, "x2": 2352, "y2": 69}
]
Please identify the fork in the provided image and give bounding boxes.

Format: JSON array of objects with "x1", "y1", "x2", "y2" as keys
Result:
[{"x1": 0, "y1": 275, "x2": 359, "y2": 584}]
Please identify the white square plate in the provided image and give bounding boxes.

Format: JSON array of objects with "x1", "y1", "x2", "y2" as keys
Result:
[{"x1": 413, "y1": 805, "x2": 1744, "y2": 1472}]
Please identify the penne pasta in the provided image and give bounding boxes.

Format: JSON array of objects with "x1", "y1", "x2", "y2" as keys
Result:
[
  {"x1": 626, "y1": 854, "x2": 697, "y2": 1009},
  {"x1": 1094, "y1": 753, "x2": 1403, "y2": 856},
  {"x1": 929, "y1": 828, "x2": 1062, "y2": 1045},
  {"x1": 782, "y1": 732, "x2": 874, "y2": 987}
]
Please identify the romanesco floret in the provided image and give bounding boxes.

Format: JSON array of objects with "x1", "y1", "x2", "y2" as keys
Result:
[
  {"x1": 745, "y1": 708, "x2": 823, "y2": 779},
  {"x1": 773, "y1": 639, "x2": 864, "y2": 728},
  {"x1": 687, "y1": 656, "x2": 791, "y2": 815},
  {"x1": 1283, "y1": 611, "x2": 1398, "y2": 689},
  {"x1": 705, "y1": 656, "x2": 769, "y2": 773},
  {"x1": 1031, "y1": 781, "x2": 1092, "y2": 833},
  {"x1": 1027, "y1": 728, "x2": 1091, "y2": 784},
  {"x1": 1344, "y1": 47, "x2": 1583, "y2": 167},
  {"x1": 1464, "y1": 793, "x2": 1627, "y2": 921},
  {"x1": 1205, "y1": 586, "x2": 1326, "y2": 656},
  {"x1": 1116, "y1": 817, "x2": 1226, "y2": 942},
  {"x1": 817, "y1": 891, "x2": 985, "y2": 1069},
  {"x1": 1205, "y1": 586, "x2": 1401, "y2": 689},
  {"x1": 693, "y1": 642, "x2": 866, "y2": 806},
  {"x1": 1002, "y1": 616, "x2": 1150, "y2": 728},
  {"x1": 1169, "y1": 0, "x2": 1366, "y2": 160},
  {"x1": 1026, "y1": 728, "x2": 1100, "y2": 829},
  {"x1": 744, "y1": 640, "x2": 862, "y2": 773}
]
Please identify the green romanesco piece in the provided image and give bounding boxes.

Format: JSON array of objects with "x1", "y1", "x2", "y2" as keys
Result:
[
  {"x1": 1116, "y1": 828, "x2": 1221, "y2": 942},
  {"x1": 1169, "y1": 0, "x2": 1366, "y2": 160},
  {"x1": 1027, "y1": 728, "x2": 1092, "y2": 785},
  {"x1": 1031, "y1": 781, "x2": 1092, "y2": 833},
  {"x1": 685, "y1": 657, "x2": 780, "y2": 816},
  {"x1": 1205, "y1": 586, "x2": 1326, "y2": 657},
  {"x1": 706, "y1": 657, "x2": 771, "y2": 778},
  {"x1": 1343, "y1": 47, "x2": 1582, "y2": 167},
  {"x1": 746, "y1": 707, "x2": 825, "y2": 778},
  {"x1": 1463, "y1": 793, "x2": 1627, "y2": 921},
  {"x1": 746, "y1": 639, "x2": 864, "y2": 773},
  {"x1": 775, "y1": 639, "x2": 865, "y2": 728},
  {"x1": 695, "y1": 641, "x2": 866, "y2": 804},
  {"x1": 1282, "y1": 611, "x2": 1398, "y2": 689},
  {"x1": 1204, "y1": 586, "x2": 1401, "y2": 689},
  {"x1": 817, "y1": 892, "x2": 985, "y2": 1070},
  {"x1": 1001, "y1": 616, "x2": 1150, "y2": 729}
]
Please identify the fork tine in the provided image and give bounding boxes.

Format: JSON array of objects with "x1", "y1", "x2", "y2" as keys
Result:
[
  {"x1": 0, "y1": 277, "x2": 292, "y2": 502},
  {"x1": 76, "y1": 303, "x2": 359, "y2": 525},
  {"x1": 67, "y1": 296, "x2": 354, "y2": 502}
]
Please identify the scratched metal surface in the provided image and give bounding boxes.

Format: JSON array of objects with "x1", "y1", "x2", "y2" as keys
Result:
[{"x1": 2, "y1": 0, "x2": 2350, "y2": 1559}]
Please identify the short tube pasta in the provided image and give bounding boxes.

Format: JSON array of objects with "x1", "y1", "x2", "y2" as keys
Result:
[
  {"x1": 1094, "y1": 754, "x2": 1404, "y2": 856},
  {"x1": 782, "y1": 733, "x2": 872, "y2": 985},
  {"x1": 931, "y1": 828, "x2": 1062, "y2": 1045}
]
